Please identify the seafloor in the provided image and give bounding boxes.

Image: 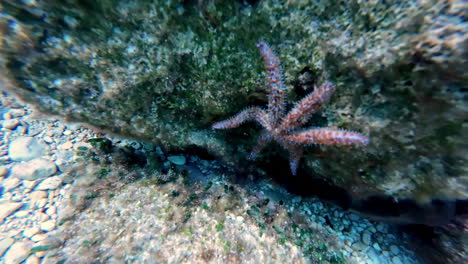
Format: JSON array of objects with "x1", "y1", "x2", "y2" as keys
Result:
[
  {"x1": 0, "y1": 89, "x2": 428, "y2": 264},
  {"x1": 0, "y1": 0, "x2": 466, "y2": 263},
  {"x1": 0, "y1": 90, "x2": 426, "y2": 264}
]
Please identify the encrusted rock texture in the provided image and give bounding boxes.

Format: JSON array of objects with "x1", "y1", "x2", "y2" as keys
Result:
[{"x1": 1, "y1": 0, "x2": 466, "y2": 201}]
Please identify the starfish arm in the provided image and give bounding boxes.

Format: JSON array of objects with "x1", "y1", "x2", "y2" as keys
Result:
[
  {"x1": 286, "y1": 143, "x2": 303, "y2": 176},
  {"x1": 248, "y1": 130, "x2": 273, "y2": 160},
  {"x1": 278, "y1": 82, "x2": 336, "y2": 133},
  {"x1": 283, "y1": 127, "x2": 369, "y2": 146},
  {"x1": 257, "y1": 41, "x2": 286, "y2": 125},
  {"x1": 212, "y1": 107, "x2": 271, "y2": 130}
]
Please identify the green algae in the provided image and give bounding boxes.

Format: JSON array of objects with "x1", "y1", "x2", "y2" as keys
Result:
[{"x1": 1, "y1": 0, "x2": 466, "y2": 201}]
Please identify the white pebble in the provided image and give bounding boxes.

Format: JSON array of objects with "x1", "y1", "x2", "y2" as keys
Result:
[
  {"x1": 40, "y1": 220, "x2": 56, "y2": 232},
  {"x1": 3, "y1": 241, "x2": 32, "y2": 264}
]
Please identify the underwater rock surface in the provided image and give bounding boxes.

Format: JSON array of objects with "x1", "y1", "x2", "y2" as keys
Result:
[{"x1": 1, "y1": 0, "x2": 466, "y2": 203}]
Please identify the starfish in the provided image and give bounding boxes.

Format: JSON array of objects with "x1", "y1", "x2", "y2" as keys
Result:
[{"x1": 212, "y1": 41, "x2": 369, "y2": 175}]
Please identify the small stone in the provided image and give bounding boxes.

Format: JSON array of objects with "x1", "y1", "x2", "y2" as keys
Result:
[
  {"x1": 3, "y1": 241, "x2": 32, "y2": 264},
  {"x1": 2, "y1": 177, "x2": 21, "y2": 192},
  {"x1": 390, "y1": 245, "x2": 400, "y2": 255},
  {"x1": 29, "y1": 191, "x2": 48, "y2": 202},
  {"x1": 43, "y1": 136, "x2": 54, "y2": 144},
  {"x1": 35, "y1": 199, "x2": 48, "y2": 209},
  {"x1": 37, "y1": 212, "x2": 50, "y2": 222},
  {"x1": 66, "y1": 123, "x2": 81, "y2": 130},
  {"x1": 3, "y1": 112, "x2": 13, "y2": 119},
  {"x1": 22, "y1": 180, "x2": 39, "y2": 190},
  {"x1": 24, "y1": 255, "x2": 40, "y2": 264},
  {"x1": 351, "y1": 241, "x2": 367, "y2": 252},
  {"x1": 63, "y1": 130, "x2": 73, "y2": 135},
  {"x1": 373, "y1": 243, "x2": 382, "y2": 251},
  {"x1": 59, "y1": 141, "x2": 73, "y2": 150},
  {"x1": 57, "y1": 205, "x2": 75, "y2": 224},
  {"x1": 35, "y1": 176, "x2": 62, "y2": 190},
  {"x1": 10, "y1": 158, "x2": 57, "y2": 181},
  {"x1": 376, "y1": 223, "x2": 386, "y2": 233},
  {"x1": 8, "y1": 137, "x2": 46, "y2": 161},
  {"x1": 349, "y1": 213, "x2": 360, "y2": 221},
  {"x1": 31, "y1": 234, "x2": 47, "y2": 242},
  {"x1": 0, "y1": 237, "x2": 15, "y2": 257},
  {"x1": 0, "y1": 167, "x2": 8, "y2": 177},
  {"x1": 391, "y1": 256, "x2": 403, "y2": 264},
  {"x1": 40, "y1": 220, "x2": 56, "y2": 232},
  {"x1": 13, "y1": 210, "x2": 30, "y2": 218},
  {"x1": 45, "y1": 206, "x2": 57, "y2": 216},
  {"x1": 362, "y1": 231, "x2": 372, "y2": 246},
  {"x1": 7, "y1": 229, "x2": 21, "y2": 238},
  {"x1": 23, "y1": 227, "x2": 41, "y2": 238},
  {"x1": 168, "y1": 155, "x2": 186, "y2": 165},
  {"x1": 0, "y1": 202, "x2": 23, "y2": 223},
  {"x1": 2, "y1": 119, "x2": 20, "y2": 130},
  {"x1": 9, "y1": 109, "x2": 27, "y2": 118}
]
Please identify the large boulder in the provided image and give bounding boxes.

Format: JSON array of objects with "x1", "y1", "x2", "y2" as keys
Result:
[{"x1": 1, "y1": 0, "x2": 466, "y2": 203}]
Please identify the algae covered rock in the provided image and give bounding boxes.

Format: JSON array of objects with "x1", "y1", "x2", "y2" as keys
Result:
[{"x1": 1, "y1": 0, "x2": 466, "y2": 203}]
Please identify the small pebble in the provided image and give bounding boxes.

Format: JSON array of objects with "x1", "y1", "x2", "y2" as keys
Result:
[
  {"x1": 23, "y1": 227, "x2": 41, "y2": 238},
  {"x1": 168, "y1": 155, "x2": 186, "y2": 165},
  {"x1": 40, "y1": 220, "x2": 56, "y2": 232},
  {"x1": 390, "y1": 245, "x2": 400, "y2": 255},
  {"x1": 31, "y1": 234, "x2": 48, "y2": 242},
  {"x1": 3, "y1": 241, "x2": 32, "y2": 264},
  {"x1": 0, "y1": 237, "x2": 15, "y2": 256},
  {"x1": 2, "y1": 119, "x2": 20, "y2": 130},
  {"x1": 0, "y1": 202, "x2": 23, "y2": 223}
]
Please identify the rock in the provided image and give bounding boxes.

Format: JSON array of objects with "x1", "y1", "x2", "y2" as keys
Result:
[
  {"x1": 42, "y1": 136, "x2": 54, "y2": 144},
  {"x1": 373, "y1": 243, "x2": 381, "y2": 251},
  {"x1": 8, "y1": 109, "x2": 27, "y2": 118},
  {"x1": 362, "y1": 231, "x2": 373, "y2": 246},
  {"x1": 389, "y1": 245, "x2": 400, "y2": 255},
  {"x1": 58, "y1": 141, "x2": 73, "y2": 150},
  {"x1": 2, "y1": 119, "x2": 20, "y2": 130},
  {"x1": 45, "y1": 205, "x2": 57, "y2": 216},
  {"x1": 2, "y1": 177, "x2": 21, "y2": 192},
  {"x1": 22, "y1": 180, "x2": 39, "y2": 190},
  {"x1": 3, "y1": 241, "x2": 32, "y2": 264},
  {"x1": 13, "y1": 210, "x2": 29, "y2": 218},
  {"x1": 8, "y1": 137, "x2": 46, "y2": 161},
  {"x1": 23, "y1": 227, "x2": 41, "y2": 238},
  {"x1": 29, "y1": 191, "x2": 48, "y2": 202},
  {"x1": 10, "y1": 158, "x2": 57, "y2": 181},
  {"x1": 40, "y1": 220, "x2": 56, "y2": 232},
  {"x1": 0, "y1": 167, "x2": 9, "y2": 177},
  {"x1": 0, "y1": 202, "x2": 23, "y2": 223},
  {"x1": 168, "y1": 155, "x2": 186, "y2": 165},
  {"x1": 2, "y1": 0, "x2": 467, "y2": 216},
  {"x1": 3, "y1": 112, "x2": 13, "y2": 119},
  {"x1": 31, "y1": 234, "x2": 47, "y2": 242},
  {"x1": 24, "y1": 255, "x2": 40, "y2": 264},
  {"x1": 391, "y1": 256, "x2": 403, "y2": 264},
  {"x1": 351, "y1": 241, "x2": 367, "y2": 252},
  {"x1": 57, "y1": 205, "x2": 76, "y2": 224},
  {"x1": 0, "y1": 237, "x2": 15, "y2": 257},
  {"x1": 35, "y1": 176, "x2": 62, "y2": 190},
  {"x1": 34, "y1": 199, "x2": 48, "y2": 209}
]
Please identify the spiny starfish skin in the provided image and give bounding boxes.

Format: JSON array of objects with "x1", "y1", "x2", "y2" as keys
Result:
[{"x1": 212, "y1": 41, "x2": 369, "y2": 175}]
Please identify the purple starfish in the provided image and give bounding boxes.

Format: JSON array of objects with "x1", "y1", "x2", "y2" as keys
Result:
[{"x1": 212, "y1": 41, "x2": 369, "y2": 175}]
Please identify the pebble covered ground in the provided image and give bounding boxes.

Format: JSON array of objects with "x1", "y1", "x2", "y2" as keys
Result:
[{"x1": 0, "y1": 90, "x2": 422, "y2": 263}]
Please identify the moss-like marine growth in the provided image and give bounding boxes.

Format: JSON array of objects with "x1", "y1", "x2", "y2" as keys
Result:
[{"x1": 1, "y1": 0, "x2": 466, "y2": 203}]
